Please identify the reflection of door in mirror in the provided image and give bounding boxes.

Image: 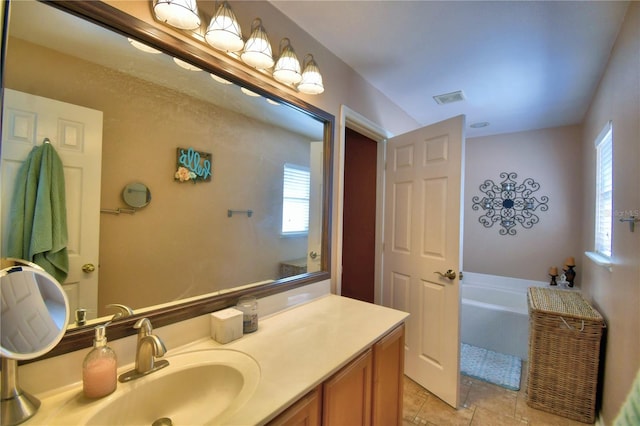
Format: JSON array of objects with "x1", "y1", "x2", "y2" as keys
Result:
[
  {"x1": 307, "y1": 142, "x2": 323, "y2": 273},
  {"x1": 1, "y1": 89, "x2": 103, "y2": 323},
  {"x1": 1, "y1": 267, "x2": 69, "y2": 355}
]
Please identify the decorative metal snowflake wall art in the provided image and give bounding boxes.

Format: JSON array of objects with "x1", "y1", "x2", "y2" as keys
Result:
[{"x1": 471, "y1": 172, "x2": 549, "y2": 235}]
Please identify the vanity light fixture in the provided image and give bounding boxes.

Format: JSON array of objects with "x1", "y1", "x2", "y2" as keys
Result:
[
  {"x1": 297, "y1": 54, "x2": 324, "y2": 95},
  {"x1": 149, "y1": 1, "x2": 325, "y2": 94},
  {"x1": 240, "y1": 87, "x2": 261, "y2": 97},
  {"x1": 173, "y1": 57, "x2": 202, "y2": 71},
  {"x1": 127, "y1": 38, "x2": 162, "y2": 54},
  {"x1": 210, "y1": 73, "x2": 233, "y2": 84},
  {"x1": 241, "y1": 18, "x2": 274, "y2": 70},
  {"x1": 153, "y1": 0, "x2": 201, "y2": 31},
  {"x1": 273, "y1": 38, "x2": 302, "y2": 85},
  {"x1": 204, "y1": 1, "x2": 244, "y2": 52}
]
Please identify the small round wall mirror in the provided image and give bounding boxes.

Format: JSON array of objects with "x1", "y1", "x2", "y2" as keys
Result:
[{"x1": 122, "y1": 182, "x2": 152, "y2": 209}]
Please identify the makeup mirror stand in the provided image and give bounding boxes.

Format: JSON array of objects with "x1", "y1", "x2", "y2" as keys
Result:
[{"x1": 1, "y1": 357, "x2": 41, "y2": 426}]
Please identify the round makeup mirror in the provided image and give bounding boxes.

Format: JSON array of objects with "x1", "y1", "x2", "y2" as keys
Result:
[
  {"x1": 1, "y1": 263, "x2": 70, "y2": 360},
  {"x1": 122, "y1": 182, "x2": 151, "y2": 209}
]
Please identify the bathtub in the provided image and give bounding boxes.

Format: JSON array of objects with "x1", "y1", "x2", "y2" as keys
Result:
[{"x1": 460, "y1": 272, "x2": 546, "y2": 360}]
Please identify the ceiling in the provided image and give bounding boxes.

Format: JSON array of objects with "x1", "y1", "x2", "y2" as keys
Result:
[{"x1": 270, "y1": 1, "x2": 630, "y2": 137}]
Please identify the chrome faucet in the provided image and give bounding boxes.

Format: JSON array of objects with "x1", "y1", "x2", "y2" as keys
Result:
[{"x1": 119, "y1": 318, "x2": 169, "y2": 382}]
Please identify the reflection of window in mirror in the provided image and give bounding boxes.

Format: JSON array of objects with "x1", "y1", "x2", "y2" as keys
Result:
[{"x1": 282, "y1": 163, "x2": 311, "y2": 236}]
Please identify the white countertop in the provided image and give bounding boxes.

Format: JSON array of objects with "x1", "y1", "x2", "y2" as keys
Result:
[{"x1": 27, "y1": 294, "x2": 408, "y2": 425}]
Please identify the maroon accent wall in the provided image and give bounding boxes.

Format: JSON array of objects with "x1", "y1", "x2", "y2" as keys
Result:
[{"x1": 342, "y1": 128, "x2": 377, "y2": 303}]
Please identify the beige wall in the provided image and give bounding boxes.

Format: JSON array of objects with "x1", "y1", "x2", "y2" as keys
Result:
[
  {"x1": 5, "y1": 38, "x2": 311, "y2": 312},
  {"x1": 463, "y1": 126, "x2": 583, "y2": 282},
  {"x1": 579, "y1": 3, "x2": 640, "y2": 423}
]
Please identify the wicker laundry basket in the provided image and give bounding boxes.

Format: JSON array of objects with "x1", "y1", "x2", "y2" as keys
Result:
[{"x1": 526, "y1": 287, "x2": 605, "y2": 424}]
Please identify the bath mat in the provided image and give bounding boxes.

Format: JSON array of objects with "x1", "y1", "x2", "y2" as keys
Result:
[{"x1": 461, "y1": 343, "x2": 522, "y2": 391}]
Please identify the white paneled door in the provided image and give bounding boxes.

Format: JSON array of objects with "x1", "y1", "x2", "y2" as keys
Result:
[
  {"x1": 383, "y1": 115, "x2": 465, "y2": 408},
  {"x1": 307, "y1": 141, "x2": 323, "y2": 273},
  {"x1": 1, "y1": 89, "x2": 103, "y2": 323}
]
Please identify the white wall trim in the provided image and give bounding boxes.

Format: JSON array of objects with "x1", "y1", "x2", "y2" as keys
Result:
[{"x1": 585, "y1": 251, "x2": 613, "y2": 271}]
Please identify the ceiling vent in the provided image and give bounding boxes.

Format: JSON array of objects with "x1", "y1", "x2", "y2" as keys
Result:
[{"x1": 433, "y1": 90, "x2": 465, "y2": 105}]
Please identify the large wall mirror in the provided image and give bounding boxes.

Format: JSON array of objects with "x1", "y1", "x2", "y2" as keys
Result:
[{"x1": 0, "y1": 0, "x2": 333, "y2": 357}]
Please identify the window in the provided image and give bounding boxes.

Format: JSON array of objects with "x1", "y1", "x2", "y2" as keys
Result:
[
  {"x1": 282, "y1": 163, "x2": 310, "y2": 235},
  {"x1": 595, "y1": 122, "x2": 613, "y2": 258}
]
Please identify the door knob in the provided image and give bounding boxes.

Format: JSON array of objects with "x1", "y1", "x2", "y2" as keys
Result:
[
  {"x1": 309, "y1": 251, "x2": 318, "y2": 260},
  {"x1": 82, "y1": 263, "x2": 96, "y2": 273},
  {"x1": 434, "y1": 269, "x2": 456, "y2": 280}
]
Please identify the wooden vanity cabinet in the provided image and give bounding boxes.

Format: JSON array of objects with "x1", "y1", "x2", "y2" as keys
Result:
[
  {"x1": 323, "y1": 348, "x2": 373, "y2": 425},
  {"x1": 269, "y1": 323, "x2": 405, "y2": 426},
  {"x1": 269, "y1": 386, "x2": 322, "y2": 426},
  {"x1": 372, "y1": 323, "x2": 405, "y2": 425}
]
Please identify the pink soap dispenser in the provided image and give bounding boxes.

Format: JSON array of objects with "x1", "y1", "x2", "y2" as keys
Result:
[{"x1": 82, "y1": 324, "x2": 117, "y2": 398}]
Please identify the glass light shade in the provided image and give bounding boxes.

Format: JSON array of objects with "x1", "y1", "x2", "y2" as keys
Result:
[
  {"x1": 210, "y1": 73, "x2": 233, "y2": 84},
  {"x1": 127, "y1": 38, "x2": 161, "y2": 54},
  {"x1": 241, "y1": 18, "x2": 274, "y2": 70},
  {"x1": 273, "y1": 38, "x2": 302, "y2": 85},
  {"x1": 204, "y1": 1, "x2": 243, "y2": 52},
  {"x1": 153, "y1": 0, "x2": 201, "y2": 30},
  {"x1": 297, "y1": 54, "x2": 324, "y2": 95},
  {"x1": 173, "y1": 57, "x2": 201, "y2": 71},
  {"x1": 240, "y1": 87, "x2": 261, "y2": 97}
]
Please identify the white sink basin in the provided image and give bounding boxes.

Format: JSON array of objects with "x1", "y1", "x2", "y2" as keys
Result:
[{"x1": 81, "y1": 349, "x2": 260, "y2": 426}]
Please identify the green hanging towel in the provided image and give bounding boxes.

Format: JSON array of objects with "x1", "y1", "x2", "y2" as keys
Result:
[
  {"x1": 7, "y1": 142, "x2": 69, "y2": 283},
  {"x1": 615, "y1": 368, "x2": 640, "y2": 426}
]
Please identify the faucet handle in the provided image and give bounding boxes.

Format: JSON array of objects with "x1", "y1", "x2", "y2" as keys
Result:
[
  {"x1": 106, "y1": 303, "x2": 134, "y2": 320},
  {"x1": 134, "y1": 317, "x2": 153, "y2": 336},
  {"x1": 153, "y1": 335, "x2": 168, "y2": 358}
]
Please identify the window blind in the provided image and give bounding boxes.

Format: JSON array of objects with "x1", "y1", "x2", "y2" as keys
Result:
[
  {"x1": 282, "y1": 163, "x2": 310, "y2": 234},
  {"x1": 595, "y1": 124, "x2": 613, "y2": 258}
]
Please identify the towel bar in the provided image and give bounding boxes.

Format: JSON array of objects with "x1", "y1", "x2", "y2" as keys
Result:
[
  {"x1": 227, "y1": 209, "x2": 253, "y2": 218},
  {"x1": 100, "y1": 207, "x2": 136, "y2": 215}
]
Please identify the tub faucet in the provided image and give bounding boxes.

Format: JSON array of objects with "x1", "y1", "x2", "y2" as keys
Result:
[{"x1": 119, "y1": 318, "x2": 169, "y2": 382}]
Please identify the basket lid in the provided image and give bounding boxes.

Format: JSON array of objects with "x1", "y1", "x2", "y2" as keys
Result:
[{"x1": 528, "y1": 287, "x2": 604, "y2": 321}]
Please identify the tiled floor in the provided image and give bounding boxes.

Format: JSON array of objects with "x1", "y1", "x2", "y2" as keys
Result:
[{"x1": 403, "y1": 364, "x2": 590, "y2": 426}]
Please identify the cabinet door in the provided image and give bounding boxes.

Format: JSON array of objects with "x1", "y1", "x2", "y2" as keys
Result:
[
  {"x1": 323, "y1": 348, "x2": 373, "y2": 426},
  {"x1": 372, "y1": 324, "x2": 405, "y2": 426},
  {"x1": 269, "y1": 386, "x2": 322, "y2": 426}
]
